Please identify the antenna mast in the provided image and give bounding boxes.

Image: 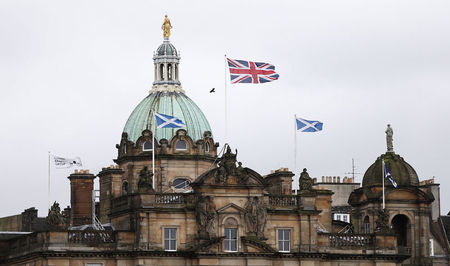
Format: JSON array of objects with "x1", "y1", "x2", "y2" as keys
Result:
[{"x1": 345, "y1": 158, "x2": 361, "y2": 181}]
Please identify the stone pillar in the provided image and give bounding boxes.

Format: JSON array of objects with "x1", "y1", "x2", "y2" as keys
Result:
[{"x1": 68, "y1": 170, "x2": 95, "y2": 226}]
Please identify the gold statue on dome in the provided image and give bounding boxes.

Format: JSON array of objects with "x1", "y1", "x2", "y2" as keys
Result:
[{"x1": 162, "y1": 15, "x2": 172, "y2": 38}]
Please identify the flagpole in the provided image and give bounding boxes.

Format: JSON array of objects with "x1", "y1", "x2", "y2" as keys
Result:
[
  {"x1": 152, "y1": 112, "x2": 156, "y2": 191},
  {"x1": 294, "y1": 114, "x2": 297, "y2": 176},
  {"x1": 48, "y1": 151, "x2": 51, "y2": 210},
  {"x1": 382, "y1": 159, "x2": 385, "y2": 209},
  {"x1": 224, "y1": 54, "x2": 228, "y2": 143}
]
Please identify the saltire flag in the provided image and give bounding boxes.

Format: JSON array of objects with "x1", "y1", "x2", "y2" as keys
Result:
[
  {"x1": 227, "y1": 58, "x2": 279, "y2": 84},
  {"x1": 53, "y1": 156, "x2": 82, "y2": 169},
  {"x1": 296, "y1": 117, "x2": 323, "y2": 132},
  {"x1": 154, "y1": 112, "x2": 185, "y2": 129},
  {"x1": 384, "y1": 164, "x2": 398, "y2": 188}
]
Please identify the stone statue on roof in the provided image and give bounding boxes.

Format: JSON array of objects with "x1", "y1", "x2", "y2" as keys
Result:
[
  {"x1": 162, "y1": 15, "x2": 172, "y2": 38},
  {"x1": 386, "y1": 124, "x2": 394, "y2": 152},
  {"x1": 299, "y1": 168, "x2": 313, "y2": 192}
]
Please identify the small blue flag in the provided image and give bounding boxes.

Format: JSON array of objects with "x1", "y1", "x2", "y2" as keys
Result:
[
  {"x1": 154, "y1": 112, "x2": 185, "y2": 129},
  {"x1": 384, "y1": 164, "x2": 398, "y2": 188},
  {"x1": 296, "y1": 117, "x2": 323, "y2": 132}
]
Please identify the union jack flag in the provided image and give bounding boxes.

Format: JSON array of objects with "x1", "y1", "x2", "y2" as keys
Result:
[{"x1": 227, "y1": 58, "x2": 279, "y2": 84}]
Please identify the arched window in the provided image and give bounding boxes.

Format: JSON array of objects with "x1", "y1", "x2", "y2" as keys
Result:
[
  {"x1": 143, "y1": 141, "x2": 153, "y2": 151},
  {"x1": 172, "y1": 178, "x2": 190, "y2": 189},
  {"x1": 122, "y1": 180, "x2": 128, "y2": 195},
  {"x1": 123, "y1": 143, "x2": 127, "y2": 154},
  {"x1": 160, "y1": 64, "x2": 164, "y2": 80},
  {"x1": 363, "y1": 216, "x2": 370, "y2": 234},
  {"x1": 224, "y1": 217, "x2": 238, "y2": 252},
  {"x1": 392, "y1": 214, "x2": 410, "y2": 247},
  {"x1": 175, "y1": 140, "x2": 187, "y2": 150},
  {"x1": 205, "y1": 142, "x2": 210, "y2": 152}
]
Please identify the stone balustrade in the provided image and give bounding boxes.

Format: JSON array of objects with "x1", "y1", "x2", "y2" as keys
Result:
[
  {"x1": 269, "y1": 195, "x2": 299, "y2": 207},
  {"x1": 328, "y1": 233, "x2": 374, "y2": 247},
  {"x1": 68, "y1": 230, "x2": 115, "y2": 244}
]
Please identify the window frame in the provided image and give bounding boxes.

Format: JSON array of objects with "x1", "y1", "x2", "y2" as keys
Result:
[
  {"x1": 163, "y1": 227, "x2": 177, "y2": 251},
  {"x1": 175, "y1": 140, "x2": 187, "y2": 150},
  {"x1": 224, "y1": 228, "x2": 238, "y2": 252},
  {"x1": 277, "y1": 228, "x2": 291, "y2": 253},
  {"x1": 363, "y1": 216, "x2": 370, "y2": 234}
]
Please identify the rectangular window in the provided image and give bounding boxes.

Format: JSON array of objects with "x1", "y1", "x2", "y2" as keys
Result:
[
  {"x1": 343, "y1": 215, "x2": 348, "y2": 222},
  {"x1": 224, "y1": 228, "x2": 238, "y2": 252},
  {"x1": 278, "y1": 229, "x2": 291, "y2": 252},
  {"x1": 164, "y1": 228, "x2": 177, "y2": 251}
]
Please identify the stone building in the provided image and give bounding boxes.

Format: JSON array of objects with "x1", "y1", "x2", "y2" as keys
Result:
[
  {"x1": 1, "y1": 17, "x2": 449, "y2": 266},
  {"x1": 313, "y1": 176, "x2": 360, "y2": 226}
]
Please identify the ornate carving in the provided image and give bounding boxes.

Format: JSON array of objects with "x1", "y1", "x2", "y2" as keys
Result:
[
  {"x1": 299, "y1": 168, "x2": 313, "y2": 191},
  {"x1": 236, "y1": 162, "x2": 249, "y2": 184},
  {"x1": 386, "y1": 124, "x2": 394, "y2": 152},
  {"x1": 162, "y1": 15, "x2": 172, "y2": 38},
  {"x1": 244, "y1": 197, "x2": 267, "y2": 239},
  {"x1": 196, "y1": 196, "x2": 217, "y2": 239},
  {"x1": 47, "y1": 202, "x2": 66, "y2": 230},
  {"x1": 138, "y1": 166, "x2": 153, "y2": 192},
  {"x1": 375, "y1": 209, "x2": 391, "y2": 233},
  {"x1": 214, "y1": 146, "x2": 238, "y2": 184}
]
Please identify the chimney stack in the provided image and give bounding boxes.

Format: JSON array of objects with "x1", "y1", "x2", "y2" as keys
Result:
[{"x1": 68, "y1": 170, "x2": 95, "y2": 226}]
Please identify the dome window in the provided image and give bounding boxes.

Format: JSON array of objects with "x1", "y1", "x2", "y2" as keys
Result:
[
  {"x1": 205, "y1": 142, "x2": 210, "y2": 152},
  {"x1": 160, "y1": 64, "x2": 164, "y2": 80},
  {"x1": 143, "y1": 141, "x2": 153, "y2": 151},
  {"x1": 172, "y1": 178, "x2": 190, "y2": 189},
  {"x1": 175, "y1": 140, "x2": 187, "y2": 150},
  {"x1": 168, "y1": 64, "x2": 173, "y2": 80}
]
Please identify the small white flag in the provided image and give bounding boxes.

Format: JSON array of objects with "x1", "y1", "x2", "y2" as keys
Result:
[{"x1": 53, "y1": 156, "x2": 82, "y2": 169}]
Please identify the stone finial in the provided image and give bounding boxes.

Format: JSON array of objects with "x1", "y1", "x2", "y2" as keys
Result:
[{"x1": 386, "y1": 124, "x2": 394, "y2": 152}]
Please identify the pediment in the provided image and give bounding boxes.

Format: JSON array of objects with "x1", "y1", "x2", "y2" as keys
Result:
[
  {"x1": 217, "y1": 203, "x2": 245, "y2": 214},
  {"x1": 192, "y1": 167, "x2": 265, "y2": 188}
]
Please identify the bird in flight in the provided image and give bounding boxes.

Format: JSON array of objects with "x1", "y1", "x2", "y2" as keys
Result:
[{"x1": 210, "y1": 88, "x2": 215, "y2": 93}]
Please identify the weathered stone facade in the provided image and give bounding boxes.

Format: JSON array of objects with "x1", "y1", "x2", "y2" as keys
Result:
[{"x1": 1, "y1": 17, "x2": 449, "y2": 266}]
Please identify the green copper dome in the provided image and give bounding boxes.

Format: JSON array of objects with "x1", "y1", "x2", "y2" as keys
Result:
[{"x1": 123, "y1": 91, "x2": 212, "y2": 143}]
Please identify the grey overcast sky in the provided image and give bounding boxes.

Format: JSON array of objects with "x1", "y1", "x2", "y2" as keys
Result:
[{"x1": 1, "y1": 0, "x2": 449, "y2": 217}]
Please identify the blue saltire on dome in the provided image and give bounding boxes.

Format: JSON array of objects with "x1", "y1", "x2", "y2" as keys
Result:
[{"x1": 123, "y1": 91, "x2": 212, "y2": 143}]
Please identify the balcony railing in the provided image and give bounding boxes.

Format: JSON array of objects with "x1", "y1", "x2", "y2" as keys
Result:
[
  {"x1": 269, "y1": 195, "x2": 299, "y2": 207},
  {"x1": 155, "y1": 193, "x2": 189, "y2": 204},
  {"x1": 328, "y1": 233, "x2": 374, "y2": 247},
  {"x1": 68, "y1": 230, "x2": 115, "y2": 244},
  {"x1": 111, "y1": 193, "x2": 196, "y2": 213}
]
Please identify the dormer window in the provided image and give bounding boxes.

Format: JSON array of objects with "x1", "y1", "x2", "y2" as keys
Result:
[
  {"x1": 205, "y1": 142, "x2": 210, "y2": 152},
  {"x1": 143, "y1": 141, "x2": 153, "y2": 151},
  {"x1": 175, "y1": 140, "x2": 187, "y2": 150}
]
